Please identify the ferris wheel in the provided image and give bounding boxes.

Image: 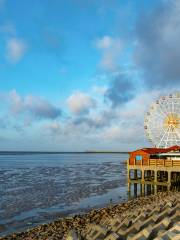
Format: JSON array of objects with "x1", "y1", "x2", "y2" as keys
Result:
[{"x1": 144, "y1": 93, "x2": 180, "y2": 148}]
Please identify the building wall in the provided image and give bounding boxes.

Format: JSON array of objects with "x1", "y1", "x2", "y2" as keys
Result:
[{"x1": 129, "y1": 150, "x2": 149, "y2": 166}]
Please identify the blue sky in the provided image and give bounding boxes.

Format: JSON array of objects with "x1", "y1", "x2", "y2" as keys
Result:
[{"x1": 0, "y1": 0, "x2": 179, "y2": 151}]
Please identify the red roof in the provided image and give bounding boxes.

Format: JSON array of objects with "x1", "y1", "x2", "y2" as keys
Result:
[
  {"x1": 167, "y1": 145, "x2": 180, "y2": 151},
  {"x1": 130, "y1": 145, "x2": 180, "y2": 155}
]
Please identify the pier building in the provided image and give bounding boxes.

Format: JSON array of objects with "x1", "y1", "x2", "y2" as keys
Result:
[{"x1": 127, "y1": 145, "x2": 180, "y2": 196}]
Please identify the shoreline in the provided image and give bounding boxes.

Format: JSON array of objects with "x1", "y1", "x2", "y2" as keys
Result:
[{"x1": 1, "y1": 191, "x2": 179, "y2": 240}]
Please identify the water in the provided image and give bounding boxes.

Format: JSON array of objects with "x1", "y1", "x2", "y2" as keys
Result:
[{"x1": 0, "y1": 153, "x2": 128, "y2": 236}]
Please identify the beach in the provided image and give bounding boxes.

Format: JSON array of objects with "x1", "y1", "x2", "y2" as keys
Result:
[
  {"x1": 1, "y1": 153, "x2": 179, "y2": 239},
  {"x1": 1, "y1": 191, "x2": 179, "y2": 239}
]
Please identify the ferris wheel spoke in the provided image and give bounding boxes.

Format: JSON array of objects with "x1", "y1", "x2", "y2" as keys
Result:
[
  {"x1": 157, "y1": 125, "x2": 171, "y2": 148},
  {"x1": 172, "y1": 126, "x2": 180, "y2": 141},
  {"x1": 167, "y1": 127, "x2": 174, "y2": 147},
  {"x1": 166, "y1": 99, "x2": 173, "y2": 115},
  {"x1": 145, "y1": 124, "x2": 163, "y2": 130},
  {"x1": 161, "y1": 100, "x2": 172, "y2": 114},
  {"x1": 153, "y1": 111, "x2": 166, "y2": 120},
  {"x1": 160, "y1": 102, "x2": 169, "y2": 116},
  {"x1": 172, "y1": 131, "x2": 179, "y2": 146},
  {"x1": 145, "y1": 111, "x2": 164, "y2": 120},
  {"x1": 158, "y1": 103, "x2": 169, "y2": 118},
  {"x1": 165, "y1": 126, "x2": 171, "y2": 148}
]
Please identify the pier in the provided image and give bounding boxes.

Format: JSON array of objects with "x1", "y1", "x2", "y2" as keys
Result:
[{"x1": 127, "y1": 145, "x2": 180, "y2": 196}]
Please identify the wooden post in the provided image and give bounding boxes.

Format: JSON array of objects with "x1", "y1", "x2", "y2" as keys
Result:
[
  {"x1": 154, "y1": 184, "x2": 157, "y2": 194},
  {"x1": 167, "y1": 171, "x2": 171, "y2": 191},
  {"x1": 140, "y1": 183, "x2": 145, "y2": 195},
  {"x1": 154, "y1": 170, "x2": 157, "y2": 184},
  {"x1": 141, "y1": 170, "x2": 144, "y2": 181}
]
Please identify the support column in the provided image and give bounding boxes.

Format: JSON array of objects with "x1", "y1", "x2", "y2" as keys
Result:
[
  {"x1": 154, "y1": 170, "x2": 157, "y2": 183},
  {"x1": 128, "y1": 182, "x2": 131, "y2": 192},
  {"x1": 168, "y1": 171, "x2": 171, "y2": 184},
  {"x1": 154, "y1": 170, "x2": 157, "y2": 194},
  {"x1": 152, "y1": 170, "x2": 155, "y2": 181},
  {"x1": 134, "y1": 183, "x2": 137, "y2": 197},
  {"x1": 147, "y1": 184, "x2": 151, "y2": 195},
  {"x1": 141, "y1": 170, "x2": 144, "y2": 181},
  {"x1": 128, "y1": 183, "x2": 131, "y2": 200},
  {"x1": 141, "y1": 183, "x2": 145, "y2": 196},
  {"x1": 167, "y1": 171, "x2": 171, "y2": 191},
  {"x1": 128, "y1": 169, "x2": 132, "y2": 180},
  {"x1": 154, "y1": 184, "x2": 157, "y2": 194}
]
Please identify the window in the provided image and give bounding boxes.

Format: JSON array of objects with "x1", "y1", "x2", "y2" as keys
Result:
[{"x1": 136, "y1": 155, "x2": 142, "y2": 161}]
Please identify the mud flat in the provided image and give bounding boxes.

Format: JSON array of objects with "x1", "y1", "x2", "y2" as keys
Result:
[
  {"x1": 0, "y1": 191, "x2": 179, "y2": 240},
  {"x1": 0, "y1": 155, "x2": 127, "y2": 235}
]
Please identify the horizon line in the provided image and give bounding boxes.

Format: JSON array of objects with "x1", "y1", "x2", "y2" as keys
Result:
[{"x1": 0, "y1": 150, "x2": 129, "y2": 154}]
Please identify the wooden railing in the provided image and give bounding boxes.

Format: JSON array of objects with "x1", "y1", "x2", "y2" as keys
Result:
[
  {"x1": 129, "y1": 158, "x2": 180, "y2": 167},
  {"x1": 149, "y1": 159, "x2": 180, "y2": 167}
]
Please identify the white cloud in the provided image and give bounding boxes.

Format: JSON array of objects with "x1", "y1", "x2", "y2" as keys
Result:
[
  {"x1": 96, "y1": 36, "x2": 113, "y2": 49},
  {"x1": 24, "y1": 95, "x2": 61, "y2": 119},
  {"x1": 102, "y1": 126, "x2": 122, "y2": 140},
  {"x1": 0, "y1": 88, "x2": 173, "y2": 151},
  {"x1": 9, "y1": 89, "x2": 23, "y2": 114},
  {"x1": 8, "y1": 90, "x2": 61, "y2": 119},
  {"x1": 6, "y1": 38, "x2": 27, "y2": 63},
  {"x1": 95, "y1": 36, "x2": 122, "y2": 71},
  {"x1": 67, "y1": 91, "x2": 96, "y2": 115},
  {"x1": 43, "y1": 121, "x2": 61, "y2": 134},
  {"x1": 92, "y1": 85, "x2": 108, "y2": 95}
]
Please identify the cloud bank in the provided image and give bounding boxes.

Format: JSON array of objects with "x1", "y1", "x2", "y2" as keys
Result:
[{"x1": 135, "y1": 0, "x2": 180, "y2": 88}]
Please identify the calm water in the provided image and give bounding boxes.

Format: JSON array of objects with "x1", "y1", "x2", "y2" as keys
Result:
[{"x1": 0, "y1": 153, "x2": 128, "y2": 236}]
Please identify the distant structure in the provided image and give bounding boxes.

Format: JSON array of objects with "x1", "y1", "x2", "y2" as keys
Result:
[{"x1": 128, "y1": 93, "x2": 180, "y2": 196}]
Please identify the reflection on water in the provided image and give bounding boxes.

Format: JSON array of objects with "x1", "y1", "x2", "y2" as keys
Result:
[
  {"x1": 0, "y1": 153, "x2": 128, "y2": 236},
  {"x1": 128, "y1": 183, "x2": 179, "y2": 200}
]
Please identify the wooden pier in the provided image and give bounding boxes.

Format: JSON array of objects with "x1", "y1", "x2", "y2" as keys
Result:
[{"x1": 127, "y1": 145, "x2": 180, "y2": 196}]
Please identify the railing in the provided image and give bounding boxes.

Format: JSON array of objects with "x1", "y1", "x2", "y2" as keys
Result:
[
  {"x1": 149, "y1": 159, "x2": 180, "y2": 167},
  {"x1": 129, "y1": 158, "x2": 180, "y2": 167}
]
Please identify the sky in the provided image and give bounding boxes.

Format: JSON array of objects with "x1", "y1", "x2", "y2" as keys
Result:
[{"x1": 0, "y1": 0, "x2": 180, "y2": 151}]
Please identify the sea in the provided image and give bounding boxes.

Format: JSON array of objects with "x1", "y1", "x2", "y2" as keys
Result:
[{"x1": 0, "y1": 153, "x2": 129, "y2": 236}]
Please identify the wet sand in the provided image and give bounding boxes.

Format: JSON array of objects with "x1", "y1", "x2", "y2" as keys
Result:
[
  {"x1": 0, "y1": 154, "x2": 127, "y2": 236},
  {"x1": 0, "y1": 191, "x2": 178, "y2": 240}
]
